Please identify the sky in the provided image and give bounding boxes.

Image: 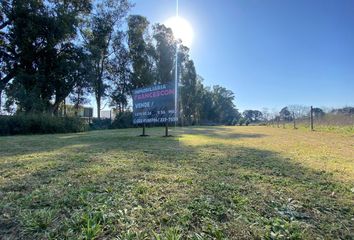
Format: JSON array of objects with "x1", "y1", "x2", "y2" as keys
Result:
[{"x1": 130, "y1": 0, "x2": 354, "y2": 112}]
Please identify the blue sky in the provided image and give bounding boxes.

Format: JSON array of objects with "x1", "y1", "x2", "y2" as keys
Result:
[{"x1": 131, "y1": 0, "x2": 354, "y2": 111}]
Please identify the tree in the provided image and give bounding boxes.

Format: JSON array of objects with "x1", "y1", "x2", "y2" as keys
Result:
[
  {"x1": 254, "y1": 110, "x2": 263, "y2": 122},
  {"x1": 190, "y1": 81, "x2": 241, "y2": 125},
  {"x1": 211, "y1": 85, "x2": 238, "y2": 124},
  {"x1": 287, "y1": 105, "x2": 309, "y2": 119},
  {"x1": 2, "y1": 1, "x2": 242, "y2": 126},
  {"x1": 0, "y1": 0, "x2": 16, "y2": 114},
  {"x1": 52, "y1": 46, "x2": 93, "y2": 115},
  {"x1": 287, "y1": 105, "x2": 310, "y2": 128},
  {"x1": 109, "y1": 31, "x2": 131, "y2": 113},
  {"x1": 175, "y1": 44, "x2": 201, "y2": 125},
  {"x1": 69, "y1": 54, "x2": 92, "y2": 116},
  {"x1": 261, "y1": 108, "x2": 270, "y2": 122},
  {"x1": 83, "y1": 0, "x2": 131, "y2": 119},
  {"x1": 199, "y1": 86, "x2": 215, "y2": 123},
  {"x1": 127, "y1": 15, "x2": 155, "y2": 89},
  {"x1": 243, "y1": 110, "x2": 263, "y2": 123},
  {"x1": 153, "y1": 24, "x2": 175, "y2": 84},
  {"x1": 180, "y1": 59, "x2": 198, "y2": 124},
  {"x1": 3, "y1": 0, "x2": 91, "y2": 114},
  {"x1": 279, "y1": 107, "x2": 292, "y2": 121},
  {"x1": 331, "y1": 107, "x2": 354, "y2": 115},
  {"x1": 313, "y1": 107, "x2": 325, "y2": 118},
  {"x1": 193, "y1": 75, "x2": 206, "y2": 124}
]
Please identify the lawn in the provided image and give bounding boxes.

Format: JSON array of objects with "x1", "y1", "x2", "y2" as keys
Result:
[{"x1": 0, "y1": 126, "x2": 353, "y2": 239}]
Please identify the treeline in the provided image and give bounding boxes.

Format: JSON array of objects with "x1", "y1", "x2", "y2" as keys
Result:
[
  {"x1": 0, "y1": 0, "x2": 239, "y2": 127},
  {"x1": 240, "y1": 106, "x2": 354, "y2": 127}
]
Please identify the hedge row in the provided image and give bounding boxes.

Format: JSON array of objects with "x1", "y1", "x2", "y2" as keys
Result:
[
  {"x1": 88, "y1": 112, "x2": 134, "y2": 130},
  {"x1": 0, "y1": 114, "x2": 88, "y2": 135}
]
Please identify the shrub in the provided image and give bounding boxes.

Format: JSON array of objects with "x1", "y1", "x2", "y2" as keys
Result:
[
  {"x1": 88, "y1": 112, "x2": 134, "y2": 131},
  {"x1": 238, "y1": 118, "x2": 245, "y2": 126},
  {"x1": 89, "y1": 118, "x2": 112, "y2": 130},
  {"x1": 0, "y1": 114, "x2": 87, "y2": 136},
  {"x1": 111, "y1": 112, "x2": 134, "y2": 129}
]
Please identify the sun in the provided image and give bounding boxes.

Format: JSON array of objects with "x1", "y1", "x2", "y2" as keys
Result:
[{"x1": 164, "y1": 16, "x2": 194, "y2": 47}]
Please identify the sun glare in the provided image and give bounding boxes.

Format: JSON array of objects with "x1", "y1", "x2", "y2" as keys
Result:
[{"x1": 164, "y1": 16, "x2": 194, "y2": 47}]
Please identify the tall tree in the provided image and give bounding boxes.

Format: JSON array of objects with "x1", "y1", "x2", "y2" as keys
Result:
[
  {"x1": 193, "y1": 76, "x2": 206, "y2": 124},
  {"x1": 0, "y1": 0, "x2": 16, "y2": 113},
  {"x1": 196, "y1": 83, "x2": 240, "y2": 125},
  {"x1": 109, "y1": 31, "x2": 131, "y2": 113},
  {"x1": 83, "y1": 0, "x2": 131, "y2": 119},
  {"x1": 69, "y1": 53, "x2": 92, "y2": 116},
  {"x1": 212, "y1": 85, "x2": 238, "y2": 124},
  {"x1": 180, "y1": 59, "x2": 197, "y2": 124},
  {"x1": 127, "y1": 15, "x2": 155, "y2": 88},
  {"x1": 3, "y1": 0, "x2": 91, "y2": 113},
  {"x1": 153, "y1": 24, "x2": 175, "y2": 84},
  {"x1": 199, "y1": 86, "x2": 215, "y2": 122}
]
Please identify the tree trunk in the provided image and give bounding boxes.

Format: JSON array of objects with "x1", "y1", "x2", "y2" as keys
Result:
[
  {"x1": 96, "y1": 95, "x2": 101, "y2": 119},
  {"x1": 75, "y1": 90, "x2": 80, "y2": 116},
  {"x1": 64, "y1": 98, "x2": 66, "y2": 116},
  {"x1": 52, "y1": 100, "x2": 60, "y2": 116},
  {"x1": 0, "y1": 89, "x2": 2, "y2": 115},
  {"x1": 165, "y1": 123, "x2": 168, "y2": 137},
  {"x1": 96, "y1": 55, "x2": 105, "y2": 120}
]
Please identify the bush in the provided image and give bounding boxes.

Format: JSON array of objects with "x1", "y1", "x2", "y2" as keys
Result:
[
  {"x1": 111, "y1": 112, "x2": 134, "y2": 129},
  {"x1": 89, "y1": 118, "x2": 112, "y2": 130},
  {"x1": 88, "y1": 112, "x2": 134, "y2": 131},
  {"x1": 0, "y1": 114, "x2": 87, "y2": 136}
]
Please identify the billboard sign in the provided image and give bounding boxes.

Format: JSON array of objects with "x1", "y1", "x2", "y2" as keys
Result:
[{"x1": 132, "y1": 82, "x2": 177, "y2": 124}]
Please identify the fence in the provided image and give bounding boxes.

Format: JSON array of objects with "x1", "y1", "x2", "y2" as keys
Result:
[{"x1": 269, "y1": 106, "x2": 354, "y2": 132}]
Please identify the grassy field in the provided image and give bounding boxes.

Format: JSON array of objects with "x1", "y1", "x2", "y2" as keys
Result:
[
  {"x1": 280, "y1": 123, "x2": 354, "y2": 135},
  {"x1": 0, "y1": 126, "x2": 353, "y2": 239}
]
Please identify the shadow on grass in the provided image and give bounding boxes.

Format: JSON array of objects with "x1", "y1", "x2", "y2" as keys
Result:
[
  {"x1": 0, "y1": 128, "x2": 353, "y2": 239},
  {"x1": 0, "y1": 127, "x2": 265, "y2": 158},
  {"x1": 177, "y1": 126, "x2": 267, "y2": 139},
  {"x1": 0, "y1": 131, "x2": 183, "y2": 238}
]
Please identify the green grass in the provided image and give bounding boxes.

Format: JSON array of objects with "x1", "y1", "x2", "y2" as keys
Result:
[
  {"x1": 280, "y1": 123, "x2": 354, "y2": 135},
  {"x1": 0, "y1": 126, "x2": 353, "y2": 239}
]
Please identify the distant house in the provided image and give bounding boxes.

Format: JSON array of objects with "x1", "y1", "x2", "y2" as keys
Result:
[
  {"x1": 82, "y1": 107, "x2": 94, "y2": 118},
  {"x1": 100, "y1": 110, "x2": 116, "y2": 120}
]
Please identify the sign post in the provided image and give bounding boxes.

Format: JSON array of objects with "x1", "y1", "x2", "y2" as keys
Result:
[
  {"x1": 140, "y1": 124, "x2": 148, "y2": 137},
  {"x1": 165, "y1": 123, "x2": 169, "y2": 137},
  {"x1": 132, "y1": 82, "x2": 177, "y2": 136}
]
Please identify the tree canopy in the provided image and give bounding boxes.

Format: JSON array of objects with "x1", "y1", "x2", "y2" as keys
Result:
[{"x1": 0, "y1": 0, "x2": 240, "y2": 125}]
